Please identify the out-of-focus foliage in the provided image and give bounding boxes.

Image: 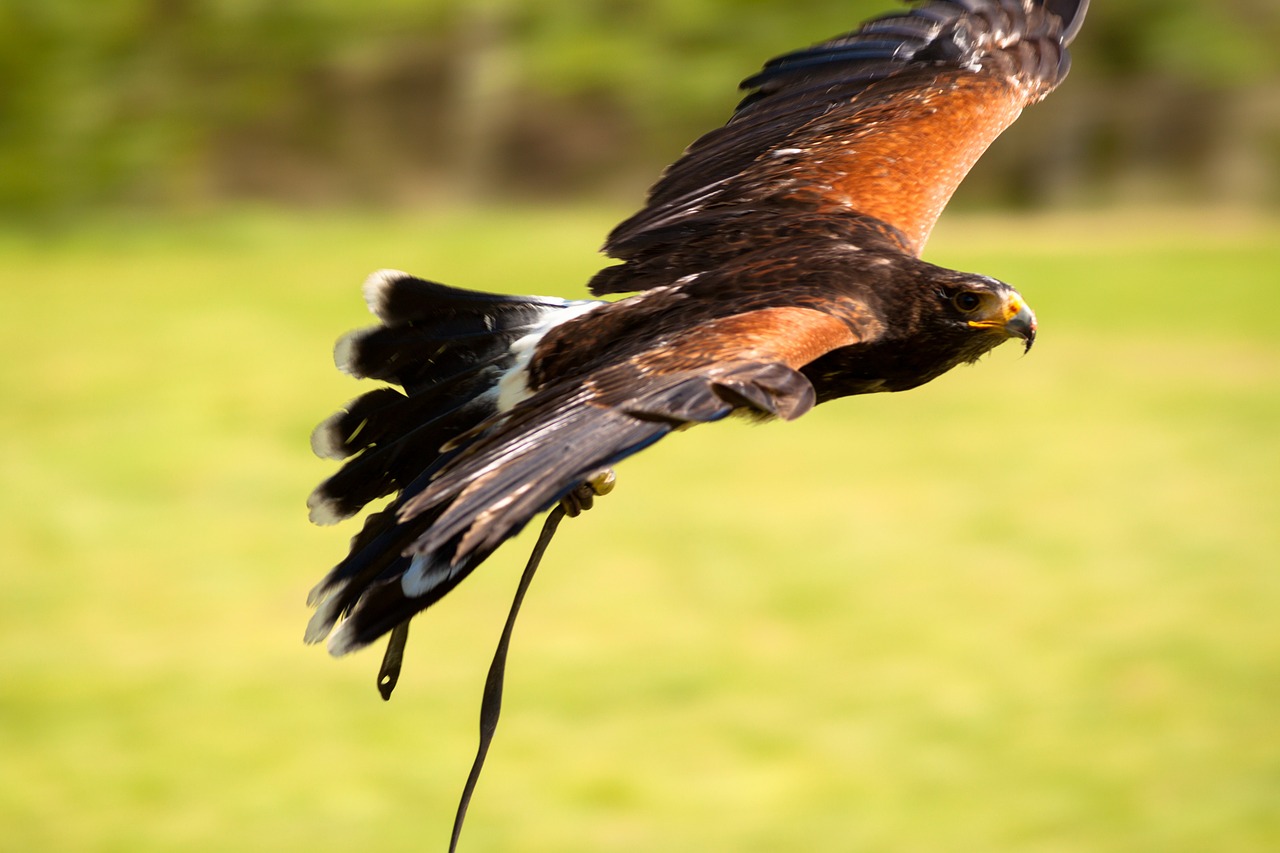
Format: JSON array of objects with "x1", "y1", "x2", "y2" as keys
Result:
[
  {"x1": 2, "y1": 0, "x2": 1279, "y2": 216},
  {"x1": 1080, "y1": 0, "x2": 1278, "y2": 84}
]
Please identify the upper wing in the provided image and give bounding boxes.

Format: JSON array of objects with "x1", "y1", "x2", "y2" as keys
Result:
[{"x1": 593, "y1": 0, "x2": 1087, "y2": 294}]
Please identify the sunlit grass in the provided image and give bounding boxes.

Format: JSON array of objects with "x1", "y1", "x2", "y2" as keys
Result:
[{"x1": 1, "y1": 206, "x2": 1277, "y2": 852}]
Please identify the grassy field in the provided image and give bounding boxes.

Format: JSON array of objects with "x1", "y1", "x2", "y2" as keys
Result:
[{"x1": 2, "y1": 207, "x2": 1278, "y2": 852}]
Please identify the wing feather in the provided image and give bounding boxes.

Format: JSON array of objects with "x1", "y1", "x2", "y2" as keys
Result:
[
  {"x1": 597, "y1": 0, "x2": 1086, "y2": 293},
  {"x1": 319, "y1": 306, "x2": 859, "y2": 653},
  {"x1": 403, "y1": 306, "x2": 856, "y2": 563}
]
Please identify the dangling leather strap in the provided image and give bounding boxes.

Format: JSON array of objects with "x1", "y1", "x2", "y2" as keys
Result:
[
  {"x1": 448, "y1": 504, "x2": 568, "y2": 853},
  {"x1": 377, "y1": 621, "x2": 410, "y2": 701}
]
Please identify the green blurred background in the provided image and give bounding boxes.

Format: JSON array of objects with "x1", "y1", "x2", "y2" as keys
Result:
[
  {"x1": 3, "y1": 2, "x2": 1279, "y2": 851},
  {"x1": 6, "y1": 0, "x2": 1280, "y2": 215}
]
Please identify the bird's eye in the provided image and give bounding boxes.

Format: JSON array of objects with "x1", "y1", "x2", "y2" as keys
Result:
[{"x1": 952, "y1": 291, "x2": 983, "y2": 312}]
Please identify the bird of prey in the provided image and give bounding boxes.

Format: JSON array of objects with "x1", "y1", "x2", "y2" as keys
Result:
[{"x1": 305, "y1": 0, "x2": 1088, "y2": 675}]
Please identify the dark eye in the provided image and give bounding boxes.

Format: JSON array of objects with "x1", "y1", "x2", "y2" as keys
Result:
[{"x1": 952, "y1": 291, "x2": 982, "y2": 312}]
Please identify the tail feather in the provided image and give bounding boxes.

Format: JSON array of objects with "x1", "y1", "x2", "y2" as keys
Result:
[
  {"x1": 306, "y1": 270, "x2": 604, "y2": 650},
  {"x1": 307, "y1": 272, "x2": 587, "y2": 525},
  {"x1": 306, "y1": 398, "x2": 484, "y2": 525},
  {"x1": 313, "y1": 360, "x2": 510, "y2": 464},
  {"x1": 325, "y1": 551, "x2": 482, "y2": 655},
  {"x1": 307, "y1": 485, "x2": 499, "y2": 654},
  {"x1": 364, "y1": 268, "x2": 567, "y2": 326},
  {"x1": 304, "y1": 506, "x2": 424, "y2": 647},
  {"x1": 339, "y1": 270, "x2": 576, "y2": 392},
  {"x1": 336, "y1": 324, "x2": 512, "y2": 391}
]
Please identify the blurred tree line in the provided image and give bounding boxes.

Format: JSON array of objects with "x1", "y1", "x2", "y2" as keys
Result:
[{"x1": 3, "y1": 0, "x2": 1279, "y2": 217}]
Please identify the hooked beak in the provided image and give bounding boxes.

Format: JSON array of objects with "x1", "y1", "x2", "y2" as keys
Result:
[
  {"x1": 969, "y1": 294, "x2": 1037, "y2": 353},
  {"x1": 1006, "y1": 301, "x2": 1037, "y2": 353}
]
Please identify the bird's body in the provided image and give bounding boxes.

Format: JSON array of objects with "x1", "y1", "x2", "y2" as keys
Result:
[{"x1": 306, "y1": 0, "x2": 1087, "y2": 661}]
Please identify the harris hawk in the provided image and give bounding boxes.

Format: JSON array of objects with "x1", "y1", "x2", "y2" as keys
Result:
[{"x1": 306, "y1": 0, "x2": 1088, "y2": 682}]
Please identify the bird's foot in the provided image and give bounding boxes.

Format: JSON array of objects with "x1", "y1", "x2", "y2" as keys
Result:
[{"x1": 561, "y1": 468, "x2": 616, "y2": 517}]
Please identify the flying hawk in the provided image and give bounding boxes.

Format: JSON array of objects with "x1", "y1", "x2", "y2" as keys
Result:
[{"x1": 305, "y1": 0, "x2": 1088, "y2": 672}]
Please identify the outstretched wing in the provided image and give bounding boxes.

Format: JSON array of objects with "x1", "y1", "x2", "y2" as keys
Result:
[
  {"x1": 314, "y1": 305, "x2": 860, "y2": 655},
  {"x1": 592, "y1": 0, "x2": 1087, "y2": 295}
]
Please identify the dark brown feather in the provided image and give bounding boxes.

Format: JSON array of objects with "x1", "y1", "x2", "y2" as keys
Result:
[
  {"x1": 593, "y1": 0, "x2": 1083, "y2": 296},
  {"x1": 398, "y1": 304, "x2": 864, "y2": 563}
]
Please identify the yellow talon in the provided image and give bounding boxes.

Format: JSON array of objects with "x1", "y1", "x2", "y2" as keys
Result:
[
  {"x1": 561, "y1": 469, "x2": 616, "y2": 518},
  {"x1": 588, "y1": 469, "x2": 616, "y2": 496}
]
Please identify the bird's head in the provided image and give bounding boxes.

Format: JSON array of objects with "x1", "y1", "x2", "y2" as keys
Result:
[{"x1": 932, "y1": 272, "x2": 1036, "y2": 361}]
